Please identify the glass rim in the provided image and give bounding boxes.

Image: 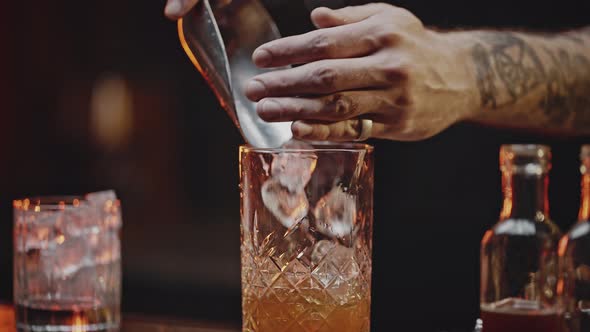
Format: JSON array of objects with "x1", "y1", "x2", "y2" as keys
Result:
[
  {"x1": 13, "y1": 195, "x2": 120, "y2": 212},
  {"x1": 240, "y1": 142, "x2": 374, "y2": 153},
  {"x1": 13, "y1": 196, "x2": 85, "y2": 211}
]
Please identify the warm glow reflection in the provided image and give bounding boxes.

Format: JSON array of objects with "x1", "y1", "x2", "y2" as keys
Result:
[
  {"x1": 34, "y1": 205, "x2": 40, "y2": 212},
  {"x1": 90, "y1": 74, "x2": 133, "y2": 151},
  {"x1": 105, "y1": 200, "x2": 113, "y2": 212},
  {"x1": 500, "y1": 172, "x2": 512, "y2": 220},
  {"x1": 558, "y1": 236, "x2": 569, "y2": 257},
  {"x1": 500, "y1": 195, "x2": 512, "y2": 220},
  {"x1": 71, "y1": 314, "x2": 87, "y2": 332},
  {"x1": 556, "y1": 279, "x2": 564, "y2": 296},
  {"x1": 481, "y1": 230, "x2": 493, "y2": 246},
  {"x1": 56, "y1": 234, "x2": 65, "y2": 245},
  {"x1": 579, "y1": 175, "x2": 590, "y2": 221},
  {"x1": 73, "y1": 199, "x2": 80, "y2": 207}
]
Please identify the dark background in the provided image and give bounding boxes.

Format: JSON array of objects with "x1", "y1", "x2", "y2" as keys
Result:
[{"x1": 0, "y1": 0, "x2": 589, "y2": 331}]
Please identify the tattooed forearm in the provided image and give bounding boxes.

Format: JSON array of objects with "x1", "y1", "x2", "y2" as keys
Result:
[
  {"x1": 470, "y1": 29, "x2": 590, "y2": 132},
  {"x1": 542, "y1": 48, "x2": 590, "y2": 128},
  {"x1": 472, "y1": 33, "x2": 546, "y2": 108},
  {"x1": 471, "y1": 44, "x2": 498, "y2": 108}
]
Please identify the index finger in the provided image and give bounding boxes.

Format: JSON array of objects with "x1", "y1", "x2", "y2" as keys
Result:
[
  {"x1": 165, "y1": 0, "x2": 200, "y2": 20},
  {"x1": 311, "y1": 4, "x2": 390, "y2": 28},
  {"x1": 252, "y1": 21, "x2": 381, "y2": 68}
]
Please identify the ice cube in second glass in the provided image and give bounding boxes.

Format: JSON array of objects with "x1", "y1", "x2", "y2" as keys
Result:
[
  {"x1": 86, "y1": 190, "x2": 117, "y2": 206},
  {"x1": 90, "y1": 230, "x2": 121, "y2": 265},
  {"x1": 86, "y1": 190, "x2": 122, "y2": 230},
  {"x1": 50, "y1": 234, "x2": 89, "y2": 279}
]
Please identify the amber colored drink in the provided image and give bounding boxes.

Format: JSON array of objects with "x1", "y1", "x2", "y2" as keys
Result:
[
  {"x1": 481, "y1": 308, "x2": 563, "y2": 332},
  {"x1": 16, "y1": 303, "x2": 117, "y2": 332},
  {"x1": 242, "y1": 289, "x2": 370, "y2": 332}
]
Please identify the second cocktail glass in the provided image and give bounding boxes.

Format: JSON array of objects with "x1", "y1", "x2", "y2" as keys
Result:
[{"x1": 14, "y1": 192, "x2": 122, "y2": 332}]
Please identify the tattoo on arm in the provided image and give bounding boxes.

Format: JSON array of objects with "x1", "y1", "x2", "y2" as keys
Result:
[
  {"x1": 471, "y1": 30, "x2": 590, "y2": 131},
  {"x1": 472, "y1": 33, "x2": 545, "y2": 108},
  {"x1": 472, "y1": 44, "x2": 498, "y2": 108}
]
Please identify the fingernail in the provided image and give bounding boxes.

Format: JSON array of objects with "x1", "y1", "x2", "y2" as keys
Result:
[
  {"x1": 292, "y1": 122, "x2": 313, "y2": 137},
  {"x1": 258, "y1": 99, "x2": 282, "y2": 120},
  {"x1": 165, "y1": 0, "x2": 182, "y2": 17},
  {"x1": 253, "y1": 49, "x2": 272, "y2": 67},
  {"x1": 245, "y1": 80, "x2": 267, "y2": 101}
]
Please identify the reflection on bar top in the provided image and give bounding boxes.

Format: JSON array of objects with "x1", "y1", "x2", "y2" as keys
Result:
[{"x1": 0, "y1": 304, "x2": 239, "y2": 332}]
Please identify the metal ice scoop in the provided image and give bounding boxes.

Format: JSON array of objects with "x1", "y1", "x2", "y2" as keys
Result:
[{"x1": 178, "y1": 0, "x2": 292, "y2": 148}]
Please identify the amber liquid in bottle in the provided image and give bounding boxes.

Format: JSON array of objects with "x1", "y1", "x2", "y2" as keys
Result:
[
  {"x1": 480, "y1": 308, "x2": 563, "y2": 332},
  {"x1": 480, "y1": 145, "x2": 563, "y2": 332},
  {"x1": 559, "y1": 147, "x2": 590, "y2": 332}
]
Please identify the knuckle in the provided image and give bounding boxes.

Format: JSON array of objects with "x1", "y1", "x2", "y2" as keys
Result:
[
  {"x1": 394, "y1": 93, "x2": 413, "y2": 108},
  {"x1": 310, "y1": 33, "x2": 335, "y2": 57},
  {"x1": 378, "y1": 60, "x2": 411, "y2": 85},
  {"x1": 360, "y1": 34, "x2": 381, "y2": 52},
  {"x1": 394, "y1": 62, "x2": 412, "y2": 80},
  {"x1": 326, "y1": 94, "x2": 355, "y2": 118},
  {"x1": 335, "y1": 98, "x2": 352, "y2": 117},
  {"x1": 312, "y1": 66, "x2": 338, "y2": 89},
  {"x1": 291, "y1": 100, "x2": 305, "y2": 115},
  {"x1": 369, "y1": 24, "x2": 399, "y2": 47}
]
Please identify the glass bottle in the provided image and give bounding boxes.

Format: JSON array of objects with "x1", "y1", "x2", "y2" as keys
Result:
[
  {"x1": 480, "y1": 145, "x2": 563, "y2": 332},
  {"x1": 559, "y1": 145, "x2": 590, "y2": 332}
]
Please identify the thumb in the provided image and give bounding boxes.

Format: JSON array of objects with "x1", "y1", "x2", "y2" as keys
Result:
[
  {"x1": 310, "y1": 4, "x2": 386, "y2": 28},
  {"x1": 165, "y1": 0, "x2": 200, "y2": 20}
]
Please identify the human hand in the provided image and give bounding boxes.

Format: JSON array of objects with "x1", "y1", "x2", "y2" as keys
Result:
[
  {"x1": 164, "y1": 0, "x2": 200, "y2": 20},
  {"x1": 245, "y1": 3, "x2": 480, "y2": 141}
]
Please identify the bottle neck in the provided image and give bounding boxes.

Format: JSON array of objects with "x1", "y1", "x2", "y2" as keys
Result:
[
  {"x1": 578, "y1": 173, "x2": 590, "y2": 222},
  {"x1": 500, "y1": 171, "x2": 549, "y2": 221}
]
